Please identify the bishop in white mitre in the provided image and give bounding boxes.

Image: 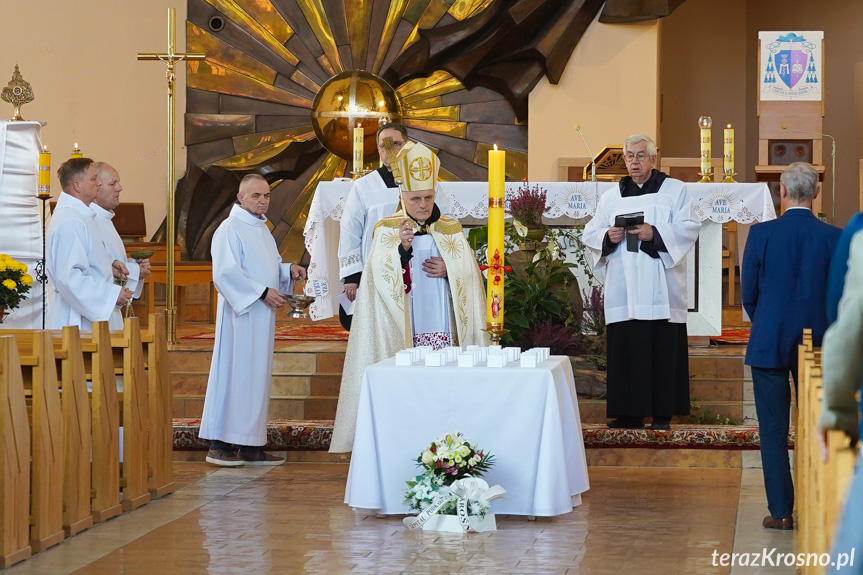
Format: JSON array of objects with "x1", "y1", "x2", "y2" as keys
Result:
[
  {"x1": 337, "y1": 122, "x2": 451, "y2": 327},
  {"x1": 199, "y1": 174, "x2": 306, "y2": 467},
  {"x1": 330, "y1": 143, "x2": 488, "y2": 453},
  {"x1": 91, "y1": 163, "x2": 152, "y2": 327},
  {"x1": 47, "y1": 158, "x2": 132, "y2": 330}
]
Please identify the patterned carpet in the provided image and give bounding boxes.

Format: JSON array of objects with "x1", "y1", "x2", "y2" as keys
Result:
[
  {"x1": 172, "y1": 420, "x2": 791, "y2": 451},
  {"x1": 182, "y1": 323, "x2": 349, "y2": 341},
  {"x1": 581, "y1": 423, "x2": 794, "y2": 450},
  {"x1": 710, "y1": 326, "x2": 751, "y2": 345}
]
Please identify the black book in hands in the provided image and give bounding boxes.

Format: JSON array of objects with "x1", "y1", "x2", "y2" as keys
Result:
[{"x1": 614, "y1": 212, "x2": 644, "y2": 252}]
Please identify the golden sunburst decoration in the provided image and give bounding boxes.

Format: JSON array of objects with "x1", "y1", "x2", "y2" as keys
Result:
[{"x1": 184, "y1": 0, "x2": 527, "y2": 263}]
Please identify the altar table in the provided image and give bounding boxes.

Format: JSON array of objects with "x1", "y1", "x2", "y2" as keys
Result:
[
  {"x1": 344, "y1": 355, "x2": 589, "y2": 517},
  {"x1": 303, "y1": 180, "x2": 775, "y2": 324}
]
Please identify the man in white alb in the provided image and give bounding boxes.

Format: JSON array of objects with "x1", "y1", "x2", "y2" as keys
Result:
[
  {"x1": 91, "y1": 162, "x2": 152, "y2": 327},
  {"x1": 47, "y1": 158, "x2": 132, "y2": 329},
  {"x1": 199, "y1": 173, "x2": 307, "y2": 467},
  {"x1": 330, "y1": 143, "x2": 487, "y2": 453},
  {"x1": 337, "y1": 122, "x2": 451, "y2": 329},
  {"x1": 582, "y1": 134, "x2": 701, "y2": 430}
]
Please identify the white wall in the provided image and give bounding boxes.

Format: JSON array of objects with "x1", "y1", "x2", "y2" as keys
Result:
[{"x1": 528, "y1": 13, "x2": 660, "y2": 181}]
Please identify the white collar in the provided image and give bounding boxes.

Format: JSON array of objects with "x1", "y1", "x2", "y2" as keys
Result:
[
  {"x1": 57, "y1": 191, "x2": 96, "y2": 220},
  {"x1": 230, "y1": 203, "x2": 266, "y2": 226},
  {"x1": 90, "y1": 202, "x2": 115, "y2": 220}
]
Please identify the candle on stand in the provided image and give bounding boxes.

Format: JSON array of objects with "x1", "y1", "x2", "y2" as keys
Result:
[
  {"x1": 487, "y1": 145, "x2": 506, "y2": 329},
  {"x1": 38, "y1": 145, "x2": 51, "y2": 198},
  {"x1": 698, "y1": 116, "x2": 712, "y2": 182},
  {"x1": 352, "y1": 123, "x2": 363, "y2": 177},
  {"x1": 71, "y1": 142, "x2": 82, "y2": 158},
  {"x1": 723, "y1": 124, "x2": 734, "y2": 174}
]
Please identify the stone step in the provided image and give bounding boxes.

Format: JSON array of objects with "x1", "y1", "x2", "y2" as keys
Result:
[
  {"x1": 168, "y1": 348, "x2": 345, "y2": 375},
  {"x1": 577, "y1": 399, "x2": 755, "y2": 425}
]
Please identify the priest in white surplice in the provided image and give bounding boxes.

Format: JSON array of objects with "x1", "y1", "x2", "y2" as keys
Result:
[
  {"x1": 47, "y1": 158, "x2": 132, "y2": 329},
  {"x1": 91, "y1": 163, "x2": 152, "y2": 326},
  {"x1": 337, "y1": 122, "x2": 451, "y2": 329},
  {"x1": 199, "y1": 174, "x2": 307, "y2": 467},
  {"x1": 330, "y1": 143, "x2": 488, "y2": 453},
  {"x1": 582, "y1": 135, "x2": 701, "y2": 431}
]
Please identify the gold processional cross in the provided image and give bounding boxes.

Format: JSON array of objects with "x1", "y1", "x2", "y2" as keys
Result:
[{"x1": 137, "y1": 8, "x2": 205, "y2": 343}]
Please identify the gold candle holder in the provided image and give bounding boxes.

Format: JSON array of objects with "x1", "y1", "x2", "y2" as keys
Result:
[
  {"x1": 71, "y1": 142, "x2": 82, "y2": 158},
  {"x1": 482, "y1": 323, "x2": 510, "y2": 345},
  {"x1": 722, "y1": 169, "x2": 738, "y2": 184}
]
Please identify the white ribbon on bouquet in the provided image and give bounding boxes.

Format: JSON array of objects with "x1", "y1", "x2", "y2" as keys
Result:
[{"x1": 403, "y1": 477, "x2": 506, "y2": 532}]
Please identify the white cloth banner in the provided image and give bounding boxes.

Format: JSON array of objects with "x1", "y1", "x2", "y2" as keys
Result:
[
  {"x1": 303, "y1": 179, "x2": 774, "y2": 320},
  {"x1": 344, "y1": 355, "x2": 589, "y2": 516},
  {"x1": 0, "y1": 120, "x2": 48, "y2": 328}
]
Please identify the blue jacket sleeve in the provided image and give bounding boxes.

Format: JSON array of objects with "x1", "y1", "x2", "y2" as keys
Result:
[{"x1": 826, "y1": 213, "x2": 863, "y2": 324}]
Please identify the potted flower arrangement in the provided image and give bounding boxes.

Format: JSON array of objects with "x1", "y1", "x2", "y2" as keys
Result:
[
  {"x1": 402, "y1": 431, "x2": 505, "y2": 532},
  {"x1": 0, "y1": 254, "x2": 33, "y2": 322},
  {"x1": 508, "y1": 182, "x2": 548, "y2": 243}
]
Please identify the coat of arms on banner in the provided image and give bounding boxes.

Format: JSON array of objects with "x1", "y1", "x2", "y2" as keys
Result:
[{"x1": 759, "y1": 31, "x2": 823, "y2": 101}]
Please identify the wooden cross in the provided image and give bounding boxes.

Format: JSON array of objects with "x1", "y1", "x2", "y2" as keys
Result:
[{"x1": 136, "y1": 8, "x2": 205, "y2": 343}]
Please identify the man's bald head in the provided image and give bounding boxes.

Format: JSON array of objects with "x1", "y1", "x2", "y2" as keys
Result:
[{"x1": 94, "y1": 162, "x2": 123, "y2": 211}]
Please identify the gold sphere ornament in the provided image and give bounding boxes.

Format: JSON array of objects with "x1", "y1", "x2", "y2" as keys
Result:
[
  {"x1": 310, "y1": 70, "x2": 401, "y2": 162},
  {"x1": 1, "y1": 64, "x2": 35, "y2": 121}
]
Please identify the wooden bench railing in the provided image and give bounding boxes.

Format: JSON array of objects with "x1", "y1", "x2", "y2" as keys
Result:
[
  {"x1": 796, "y1": 328, "x2": 858, "y2": 574},
  {"x1": 0, "y1": 314, "x2": 174, "y2": 568}
]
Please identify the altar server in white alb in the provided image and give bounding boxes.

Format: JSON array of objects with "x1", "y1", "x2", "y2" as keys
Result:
[
  {"x1": 91, "y1": 162, "x2": 152, "y2": 325},
  {"x1": 47, "y1": 158, "x2": 132, "y2": 329},
  {"x1": 582, "y1": 134, "x2": 701, "y2": 431},
  {"x1": 199, "y1": 174, "x2": 307, "y2": 467},
  {"x1": 337, "y1": 122, "x2": 450, "y2": 328},
  {"x1": 330, "y1": 143, "x2": 488, "y2": 453}
]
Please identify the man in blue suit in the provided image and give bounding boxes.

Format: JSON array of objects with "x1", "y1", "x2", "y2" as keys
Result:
[{"x1": 742, "y1": 161, "x2": 841, "y2": 530}]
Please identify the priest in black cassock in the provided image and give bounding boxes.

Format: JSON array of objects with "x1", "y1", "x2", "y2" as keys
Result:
[{"x1": 583, "y1": 135, "x2": 701, "y2": 430}]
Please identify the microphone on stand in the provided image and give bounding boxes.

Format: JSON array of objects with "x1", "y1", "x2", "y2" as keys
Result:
[
  {"x1": 574, "y1": 124, "x2": 596, "y2": 182},
  {"x1": 780, "y1": 123, "x2": 836, "y2": 223}
]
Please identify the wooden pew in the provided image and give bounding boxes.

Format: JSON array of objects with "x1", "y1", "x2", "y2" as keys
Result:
[
  {"x1": 143, "y1": 313, "x2": 175, "y2": 498},
  {"x1": 117, "y1": 317, "x2": 151, "y2": 511},
  {"x1": 795, "y1": 329, "x2": 858, "y2": 575},
  {"x1": 18, "y1": 331, "x2": 65, "y2": 553},
  {"x1": 59, "y1": 326, "x2": 94, "y2": 537},
  {"x1": 0, "y1": 336, "x2": 32, "y2": 568}
]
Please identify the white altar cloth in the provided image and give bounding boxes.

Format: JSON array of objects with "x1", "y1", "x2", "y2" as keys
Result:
[
  {"x1": 303, "y1": 180, "x2": 774, "y2": 321},
  {"x1": 344, "y1": 355, "x2": 589, "y2": 516},
  {"x1": 0, "y1": 121, "x2": 48, "y2": 328}
]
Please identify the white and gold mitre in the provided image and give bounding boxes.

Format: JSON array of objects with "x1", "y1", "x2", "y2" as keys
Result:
[{"x1": 395, "y1": 141, "x2": 439, "y2": 192}]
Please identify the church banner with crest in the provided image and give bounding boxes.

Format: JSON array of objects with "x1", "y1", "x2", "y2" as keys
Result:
[{"x1": 759, "y1": 31, "x2": 823, "y2": 101}]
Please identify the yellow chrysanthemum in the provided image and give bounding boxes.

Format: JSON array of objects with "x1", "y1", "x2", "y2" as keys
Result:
[
  {"x1": 2, "y1": 279, "x2": 16, "y2": 290},
  {"x1": 19, "y1": 262, "x2": 27, "y2": 273},
  {"x1": 0, "y1": 262, "x2": 6, "y2": 272},
  {"x1": 21, "y1": 274, "x2": 33, "y2": 286}
]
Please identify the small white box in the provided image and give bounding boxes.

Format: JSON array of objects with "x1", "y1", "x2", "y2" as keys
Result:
[
  {"x1": 488, "y1": 344, "x2": 502, "y2": 352},
  {"x1": 442, "y1": 347, "x2": 459, "y2": 363},
  {"x1": 504, "y1": 347, "x2": 520, "y2": 362},
  {"x1": 534, "y1": 347, "x2": 550, "y2": 361},
  {"x1": 395, "y1": 350, "x2": 415, "y2": 366},
  {"x1": 425, "y1": 351, "x2": 446, "y2": 366},
  {"x1": 457, "y1": 353, "x2": 477, "y2": 367},
  {"x1": 487, "y1": 353, "x2": 507, "y2": 368},
  {"x1": 520, "y1": 351, "x2": 539, "y2": 368}
]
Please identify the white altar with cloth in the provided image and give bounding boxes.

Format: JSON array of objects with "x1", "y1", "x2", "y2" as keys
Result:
[
  {"x1": 303, "y1": 179, "x2": 775, "y2": 334},
  {"x1": 0, "y1": 120, "x2": 49, "y2": 328},
  {"x1": 344, "y1": 355, "x2": 589, "y2": 516}
]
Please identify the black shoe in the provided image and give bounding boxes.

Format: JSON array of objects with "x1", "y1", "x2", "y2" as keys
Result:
[
  {"x1": 650, "y1": 417, "x2": 671, "y2": 430},
  {"x1": 607, "y1": 417, "x2": 644, "y2": 429}
]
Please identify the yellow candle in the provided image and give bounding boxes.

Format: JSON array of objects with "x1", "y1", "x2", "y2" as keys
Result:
[
  {"x1": 38, "y1": 145, "x2": 51, "y2": 198},
  {"x1": 71, "y1": 142, "x2": 82, "y2": 158},
  {"x1": 700, "y1": 128, "x2": 711, "y2": 175},
  {"x1": 352, "y1": 124, "x2": 363, "y2": 176},
  {"x1": 487, "y1": 145, "x2": 505, "y2": 327},
  {"x1": 724, "y1": 124, "x2": 734, "y2": 173}
]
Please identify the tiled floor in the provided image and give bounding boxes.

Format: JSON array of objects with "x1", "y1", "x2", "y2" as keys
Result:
[{"x1": 4, "y1": 464, "x2": 799, "y2": 575}]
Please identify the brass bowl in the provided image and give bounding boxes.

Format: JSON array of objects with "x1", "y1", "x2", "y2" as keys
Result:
[
  {"x1": 128, "y1": 249, "x2": 155, "y2": 260},
  {"x1": 284, "y1": 294, "x2": 315, "y2": 319}
]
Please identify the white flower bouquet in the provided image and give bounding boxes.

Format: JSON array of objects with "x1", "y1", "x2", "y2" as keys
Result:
[{"x1": 402, "y1": 432, "x2": 505, "y2": 532}]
